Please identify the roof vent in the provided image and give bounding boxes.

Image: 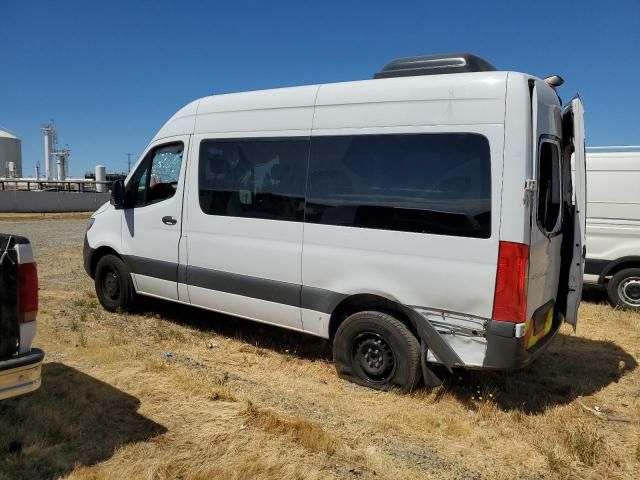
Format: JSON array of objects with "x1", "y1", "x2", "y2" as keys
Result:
[{"x1": 374, "y1": 53, "x2": 496, "y2": 79}]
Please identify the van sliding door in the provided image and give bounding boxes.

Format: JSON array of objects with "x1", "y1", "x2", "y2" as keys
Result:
[{"x1": 183, "y1": 136, "x2": 307, "y2": 331}]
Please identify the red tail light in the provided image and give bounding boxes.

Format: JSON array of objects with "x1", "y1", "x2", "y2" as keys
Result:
[
  {"x1": 18, "y1": 262, "x2": 38, "y2": 323},
  {"x1": 492, "y1": 241, "x2": 529, "y2": 323}
]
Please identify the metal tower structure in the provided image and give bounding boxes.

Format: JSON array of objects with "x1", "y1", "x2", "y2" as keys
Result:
[
  {"x1": 41, "y1": 123, "x2": 56, "y2": 180},
  {"x1": 41, "y1": 122, "x2": 71, "y2": 180},
  {"x1": 55, "y1": 147, "x2": 71, "y2": 180}
]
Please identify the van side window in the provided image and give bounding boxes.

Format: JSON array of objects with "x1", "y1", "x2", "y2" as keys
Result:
[
  {"x1": 306, "y1": 133, "x2": 491, "y2": 238},
  {"x1": 537, "y1": 141, "x2": 561, "y2": 233},
  {"x1": 198, "y1": 139, "x2": 308, "y2": 222},
  {"x1": 130, "y1": 143, "x2": 184, "y2": 207}
]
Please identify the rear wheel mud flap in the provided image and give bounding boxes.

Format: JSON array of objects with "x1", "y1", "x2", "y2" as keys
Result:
[
  {"x1": 403, "y1": 306, "x2": 463, "y2": 382},
  {"x1": 420, "y1": 341, "x2": 444, "y2": 387}
]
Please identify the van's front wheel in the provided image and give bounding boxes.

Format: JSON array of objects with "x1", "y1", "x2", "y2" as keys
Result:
[
  {"x1": 95, "y1": 254, "x2": 135, "y2": 312},
  {"x1": 607, "y1": 268, "x2": 640, "y2": 311},
  {"x1": 333, "y1": 311, "x2": 421, "y2": 393}
]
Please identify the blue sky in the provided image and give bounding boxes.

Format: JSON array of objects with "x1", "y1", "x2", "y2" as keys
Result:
[{"x1": 1, "y1": 0, "x2": 639, "y2": 177}]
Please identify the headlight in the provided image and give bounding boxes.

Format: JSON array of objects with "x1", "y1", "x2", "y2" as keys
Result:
[{"x1": 86, "y1": 217, "x2": 95, "y2": 231}]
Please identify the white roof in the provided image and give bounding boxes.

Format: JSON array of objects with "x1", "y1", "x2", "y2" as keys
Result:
[
  {"x1": 152, "y1": 71, "x2": 516, "y2": 142},
  {"x1": 0, "y1": 129, "x2": 19, "y2": 139},
  {"x1": 586, "y1": 151, "x2": 640, "y2": 171}
]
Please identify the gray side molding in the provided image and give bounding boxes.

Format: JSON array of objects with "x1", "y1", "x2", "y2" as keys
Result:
[
  {"x1": 114, "y1": 252, "x2": 470, "y2": 369},
  {"x1": 402, "y1": 306, "x2": 463, "y2": 372}
]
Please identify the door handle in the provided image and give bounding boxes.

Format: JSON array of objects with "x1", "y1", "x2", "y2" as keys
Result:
[{"x1": 162, "y1": 216, "x2": 177, "y2": 225}]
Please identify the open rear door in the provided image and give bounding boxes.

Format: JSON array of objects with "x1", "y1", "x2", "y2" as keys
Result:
[{"x1": 561, "y1": 97, "x2": 586, "y2": 327}]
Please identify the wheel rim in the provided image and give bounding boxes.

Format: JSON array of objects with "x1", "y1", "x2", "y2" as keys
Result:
[
  {"x1": 618, "y1": 276, "x2": 640, "y2": 307},
  {"x1": 352, "y1": 332, "x2": 396, "y2": 383},
  {"x1": 102, "y1": 268, "x2": 121, "y2": 301}
]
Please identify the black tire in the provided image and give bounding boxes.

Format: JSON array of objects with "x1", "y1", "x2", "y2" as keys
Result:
[
  {"x1": 607, "y1": 268, "x2": 640, "y2": 310},
  {"x1": 333, "y1": 311, "x2": 421, "y2": 393},
  {"x1": 94, "y1": 254, "x2": 135, "y2": 312}
]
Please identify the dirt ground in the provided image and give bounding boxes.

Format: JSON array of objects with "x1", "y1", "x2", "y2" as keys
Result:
[{"x1": 0, "y1": 215, "x2": 638, "y2": 480}]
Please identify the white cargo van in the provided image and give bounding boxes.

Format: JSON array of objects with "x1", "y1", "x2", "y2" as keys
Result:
[
  {"x1": 84, "y1": 53, "x2": 586, "y2": 391},
  {"x1": 582, "y1": 147, "x2": 640, "y2": 310}
]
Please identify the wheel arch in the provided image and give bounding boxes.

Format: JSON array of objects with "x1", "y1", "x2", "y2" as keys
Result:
[
  {"x1": 599, "y1": 256, "x2": 640, "y2": 284},
  {"x1": 328, "y1": 293, "x2": 418, "y2": 340},
  {"x1": 90, "y1": 246, "x2": 124, "y2": 278}
]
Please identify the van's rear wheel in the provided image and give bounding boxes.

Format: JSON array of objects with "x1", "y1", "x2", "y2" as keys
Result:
[
  {"x1": 333, "y1": 311, "x2": 421, "y2": 393},
  {"x1": 95, "y1": 254, "x2": 135, "y2": 312},
  {"x1": 607, "y1": 268, "x2": 640, "y2": 311}
]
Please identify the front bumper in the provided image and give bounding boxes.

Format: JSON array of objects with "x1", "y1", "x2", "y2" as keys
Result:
[
  {"x1": 83, "y1": 234, "x2": 94, "y2": 278},
  {"x1": 0, "y1": 348, "x2": 45, "y2": 400}
]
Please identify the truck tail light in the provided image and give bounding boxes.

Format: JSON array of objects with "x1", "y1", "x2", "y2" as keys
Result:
[
  {"x1": 18, "y1": 262, "x2": 38, "y2": 323},
  {"x1": 492, "y1": 241, "x2": 529, "y2": 323}
]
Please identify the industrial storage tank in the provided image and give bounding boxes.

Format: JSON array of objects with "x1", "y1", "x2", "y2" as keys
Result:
[
  {"x1": 0, "y1": 129, "x2": 22, "y2": 178},
  {"x1": 95, "y1": 165, "x2": 106, "y2": 192}
]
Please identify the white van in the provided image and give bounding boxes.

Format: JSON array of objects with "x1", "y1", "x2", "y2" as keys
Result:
[
  {"x1": 84, "y1": 54, "x2": 586, "y2": 391},
  {"x1": 583, "y1": 147, "x2": 640, "y2": 310}
]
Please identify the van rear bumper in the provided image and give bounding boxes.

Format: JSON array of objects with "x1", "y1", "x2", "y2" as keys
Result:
[
  {"x1": 0, "y1": 348, "x2": 44, "y2": 400},
  {"x1": 482, "y1": 317, "x2": 562, "y2": 370}
]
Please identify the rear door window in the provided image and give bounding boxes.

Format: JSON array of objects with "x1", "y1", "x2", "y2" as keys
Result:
[{"x1": 537, "y1": 140, "x2": 562, "y2": 233}]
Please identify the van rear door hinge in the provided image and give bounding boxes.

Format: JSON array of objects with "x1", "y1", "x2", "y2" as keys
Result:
[{"x1": 524, "y1": 179, "x2": 537, "y2": 192}]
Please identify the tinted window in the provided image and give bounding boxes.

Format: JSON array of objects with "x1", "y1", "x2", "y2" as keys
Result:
[
  {"x1": 306, "y1": 133, "x2": 491, "y2": 238},
  {"x1": 199, "y1": 139, "x2": 308, "y2": 221},
  {"x1": 130, "y1": 143, "x2": 183, "y2": 207},
  {"x1": 537, "y1": 141, "x2": 561, "y2": 232}
]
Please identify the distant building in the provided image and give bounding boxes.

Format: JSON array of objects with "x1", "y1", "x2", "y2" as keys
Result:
[{"x1": 0, "y1": 129, "x2": 22, "y2": 178}]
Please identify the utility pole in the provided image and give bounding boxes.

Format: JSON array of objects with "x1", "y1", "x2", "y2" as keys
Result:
[{"x1": 127, "y1": 153, "x2": 132, "y2": 173}]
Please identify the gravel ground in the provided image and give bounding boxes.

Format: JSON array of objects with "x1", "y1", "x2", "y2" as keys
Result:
[
  {"x1": 0, "y1": 219, "x2": 87, "y2": 252},
  {"x1": 0, "y1": 219, "x2": 91, "y2": 293}
]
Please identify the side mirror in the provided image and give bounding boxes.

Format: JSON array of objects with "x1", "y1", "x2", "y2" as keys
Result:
[{"x1": 111, "y1": 179, "x2": 126, "y2": 209}]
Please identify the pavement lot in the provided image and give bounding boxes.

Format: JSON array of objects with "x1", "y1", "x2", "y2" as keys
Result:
[{"x1": 1, "y1": 215, "x2": 639, "y2": 480}]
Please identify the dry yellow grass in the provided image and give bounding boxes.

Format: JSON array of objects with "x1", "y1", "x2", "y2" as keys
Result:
[{"x1": 1, "y1": 217, "x2": 639, "y2": 479}]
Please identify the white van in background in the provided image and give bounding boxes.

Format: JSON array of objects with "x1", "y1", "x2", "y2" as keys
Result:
[
  {"x1": 83, "y1": 53, "x2": 586, "y2": 391},
  {"x1": 583, "y1": 147, "x2": 640, "y2": 310}
]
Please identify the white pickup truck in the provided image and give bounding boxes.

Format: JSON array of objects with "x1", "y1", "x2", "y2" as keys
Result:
[{"x1": 0, "y1": 234, "x2": 44, "y2": 400}]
